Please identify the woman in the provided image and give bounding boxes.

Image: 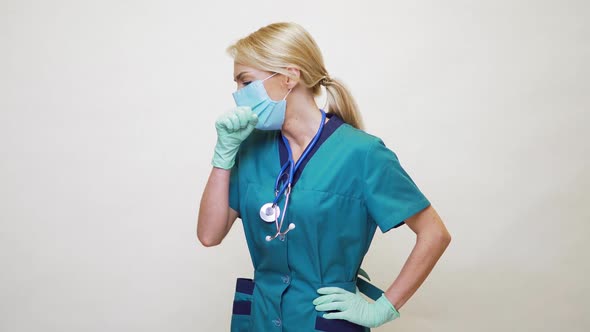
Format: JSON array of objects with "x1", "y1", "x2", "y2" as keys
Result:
[{"x1": 197, "y1": 22, "x2": 451, "y2": 332}]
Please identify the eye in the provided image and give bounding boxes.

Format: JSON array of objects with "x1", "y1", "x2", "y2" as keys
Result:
[{"x1": 243, "y1": 81, "x2": 252, "y2": 86}]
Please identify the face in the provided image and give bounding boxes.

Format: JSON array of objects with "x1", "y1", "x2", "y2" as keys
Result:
[{"x1": 233, "y1": 63, "x2": 290, "y2": 101}]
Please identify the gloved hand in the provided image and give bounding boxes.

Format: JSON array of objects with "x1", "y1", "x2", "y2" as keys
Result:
[
  {"x1": 313, "y1": 287, "x2": 400, "y2": 328},
  {"x1": 212, "y1": 106, "x2": 258, "y2": 169}
]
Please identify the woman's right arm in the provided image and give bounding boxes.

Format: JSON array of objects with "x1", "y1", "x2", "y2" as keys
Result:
[
  {"x1": 197, "y1": 167, "x2": 240, "y2": 247},
  {"x1": 196, "y1": 107, "x2": 257, "y2": 247}
]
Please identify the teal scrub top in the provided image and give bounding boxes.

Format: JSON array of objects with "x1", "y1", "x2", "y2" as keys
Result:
[{"x1": 227, "y1": 114, "x2": 431, "y2": 332}]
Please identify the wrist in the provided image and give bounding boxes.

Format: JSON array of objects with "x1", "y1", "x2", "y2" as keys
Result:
[
  {"x1": 211, "y1": 159, "x2": 234, "y2": 169},
  {"x1": 377, "y1": 294, "x2": 400, "y2": 321},
  {"x1": 212, "y1": 138, "x2": 239, "y2": 170},
  {"x1": 212, "y1": 146, "x2": 237, "y2": 170}
]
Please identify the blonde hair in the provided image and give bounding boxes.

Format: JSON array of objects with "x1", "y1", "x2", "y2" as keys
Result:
[{"x1": 226, "y1": 22, "x2": 364, "y2": 130}]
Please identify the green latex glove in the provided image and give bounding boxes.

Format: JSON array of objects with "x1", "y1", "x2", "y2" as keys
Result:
[
  {"x1": 313, "y1": 287, "x2": 400, "y2": 328},
  {"x1": 211, "y1": 106, "x2": 258, "y2": 169}
]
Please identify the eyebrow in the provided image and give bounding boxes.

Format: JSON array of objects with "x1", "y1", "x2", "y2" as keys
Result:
[{"x1": 234, "y1": 71, "x2": 250, "y2": 82}]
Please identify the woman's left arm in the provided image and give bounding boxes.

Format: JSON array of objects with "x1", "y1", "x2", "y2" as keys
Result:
[{"x1": 383, "y1": 204, "x2": 452, "y2": 310}]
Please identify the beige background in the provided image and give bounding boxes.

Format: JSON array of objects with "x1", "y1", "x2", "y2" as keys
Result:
[{"x1": 1, "y1": 0, "x2": 588, "y2": 331}]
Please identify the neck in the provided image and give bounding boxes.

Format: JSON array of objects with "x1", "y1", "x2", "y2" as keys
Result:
[{"x1": 280, "y1": 94, "x2": 323, "y2": 149}]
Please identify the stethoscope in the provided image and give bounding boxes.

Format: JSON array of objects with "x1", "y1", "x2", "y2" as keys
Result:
[{"x1": 259, "y1": 109, "x2": 327, "y2": 242}]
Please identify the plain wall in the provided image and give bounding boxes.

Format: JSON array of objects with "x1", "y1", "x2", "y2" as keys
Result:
[{"x1": 1, "y1": 0, "x2": 588, "y2": 331}]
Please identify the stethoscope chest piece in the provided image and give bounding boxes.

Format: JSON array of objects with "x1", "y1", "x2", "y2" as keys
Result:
[{"x1": 259, "y1": 202, "x2": 280, "y2": 223}]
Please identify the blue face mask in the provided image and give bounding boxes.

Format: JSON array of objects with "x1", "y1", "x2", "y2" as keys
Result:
[{"x1": 232, "y1": 72, "x2": 292, "y2": 131}]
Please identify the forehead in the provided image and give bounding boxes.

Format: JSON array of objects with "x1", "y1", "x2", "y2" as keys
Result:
[{"x1": 233, "y1": 62, "x2": 257, "y2": 76}]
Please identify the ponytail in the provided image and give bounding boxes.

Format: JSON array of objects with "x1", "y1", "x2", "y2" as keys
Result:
[{"x1": 322, "y1": 77, "x2": 364, "y2": 130}]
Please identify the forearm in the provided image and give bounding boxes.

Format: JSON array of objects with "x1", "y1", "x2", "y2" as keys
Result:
[
  {"x1": 383, "y1": 231, "x2": 451, "y2": 310},
  {"x1": 197, "y1": 167, "x2": 231, "y2": 246}
]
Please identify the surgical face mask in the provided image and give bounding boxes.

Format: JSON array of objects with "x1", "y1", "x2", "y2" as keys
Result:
[{"x1": 232, "y1": 72, "x2": 292, "y2": 131}]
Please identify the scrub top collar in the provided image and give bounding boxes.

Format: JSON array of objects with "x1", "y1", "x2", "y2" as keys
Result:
[{"x1": 278, "y1": 112, "x2": 345, "y2": 187}]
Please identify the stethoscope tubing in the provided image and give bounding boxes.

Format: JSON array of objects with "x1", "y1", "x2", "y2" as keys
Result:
[
  {"x1": 263, "y1": 109, "x2": 327, "y2": 241},
  {"x1": 272, "y1": 110, "x2": 327, "y2": 206}
]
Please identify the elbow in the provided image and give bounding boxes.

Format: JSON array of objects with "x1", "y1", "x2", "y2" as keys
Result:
[
  {"x1": 444, "y1": 232, "x2": 452, "y2": 246},
  {"x1": 196, "y1": 227, "x2": 223, "y2": 247},
  {"x1": 418, "y1": 228, "x2": 451, "y2": 247},
  {"x1": 198, "y1": 234, "x2": 222, "y2": 247},
  {"x1": 439, "y1": 230, "x2": 452, "y2": 248}
]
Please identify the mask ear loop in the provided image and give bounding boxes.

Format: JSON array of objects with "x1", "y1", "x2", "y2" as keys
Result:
[
  {"x1": 264, "y1": 72, "x2": 292, "y2": 100},
  {"x1": 263, "y1": 72, "x2": 278, "y2": 81},
  {"x1": 282, "y1": 88, "x2": 292, "y2": 100}
]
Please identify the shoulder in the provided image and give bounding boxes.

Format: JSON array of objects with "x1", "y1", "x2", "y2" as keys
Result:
[
  {"x1": 333, "y1": 124, "x2": 403, "y2": 172},
  {"x1": 335, "y1": 123, "x2": 388, "y2": 153}
]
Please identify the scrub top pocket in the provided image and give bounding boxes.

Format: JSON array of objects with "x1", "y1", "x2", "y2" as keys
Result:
[{"x1": 230, "y1": 278, "x2": 255, "y2": 332}]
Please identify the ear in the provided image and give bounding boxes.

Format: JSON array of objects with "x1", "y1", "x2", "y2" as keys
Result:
[{"x1": 284, "y1": 66, "x2": 301, "y2": 90}]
